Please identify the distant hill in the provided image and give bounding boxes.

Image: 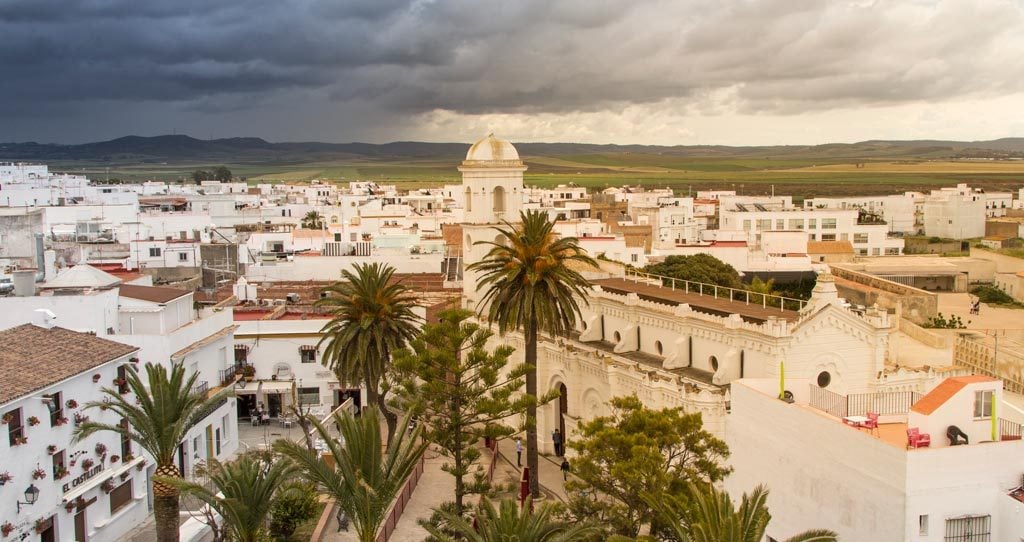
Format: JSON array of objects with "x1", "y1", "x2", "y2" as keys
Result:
[{"x1": 2, "y1": 134, "x2": 1023, "y2": 163}]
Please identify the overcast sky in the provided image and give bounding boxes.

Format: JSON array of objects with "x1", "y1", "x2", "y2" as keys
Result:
[{"x1": 2, "y1": 0, "x2": 1023, "y2": 146}]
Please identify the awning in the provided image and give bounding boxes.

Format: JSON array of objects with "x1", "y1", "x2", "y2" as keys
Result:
[{"x1": 259, "y1": 380, "x2": 294, "y2": 394}]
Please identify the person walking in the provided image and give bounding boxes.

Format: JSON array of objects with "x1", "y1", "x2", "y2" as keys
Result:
[
  {"x1": 560, "y1": 458, "x2": 571, "y2": 481},
  {"x1": 552, "y1": 428, "x2": 563, "y2": 457},
  {"x1": 515, "y1": 437, "x2": 523, "y2": 467}
]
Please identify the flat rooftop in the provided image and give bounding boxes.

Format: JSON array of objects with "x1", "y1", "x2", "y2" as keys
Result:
[{"x1": 592, "y1": 278, "x2": 800, "y2": 323}]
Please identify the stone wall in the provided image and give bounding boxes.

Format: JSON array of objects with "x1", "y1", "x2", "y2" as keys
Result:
[{"x1": 831, "y1": 264, "x2": 938, "y2": 323}]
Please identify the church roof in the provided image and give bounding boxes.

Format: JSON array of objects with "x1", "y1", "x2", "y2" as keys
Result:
[
  {"x1": 465, "y1": 133, "x2": 520, "y2": 161},
  {"x1": 41, "y1": 264, "x2": 122, "y2": 290}
]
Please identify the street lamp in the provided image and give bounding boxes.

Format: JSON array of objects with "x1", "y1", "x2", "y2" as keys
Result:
[{"x1": 16, "y1": 483, "x2": 39, "y2": 512}]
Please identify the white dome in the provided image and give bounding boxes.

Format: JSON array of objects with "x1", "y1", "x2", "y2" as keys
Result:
[{"x1": 465, "y1": 133, "x2": 520, "y2": 161}]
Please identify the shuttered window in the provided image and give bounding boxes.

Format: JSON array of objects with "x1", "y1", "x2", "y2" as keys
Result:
[{"x1": 109, "y1": 480, "x2": 133, "y2": 515}]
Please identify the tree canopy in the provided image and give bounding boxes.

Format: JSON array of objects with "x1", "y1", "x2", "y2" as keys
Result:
[
  {"x1": 642, "y1": 254, "x2": 742, "y2": 289},
  {"x1": 565, "y1": 395, "x2": 731, "y2": 539}
]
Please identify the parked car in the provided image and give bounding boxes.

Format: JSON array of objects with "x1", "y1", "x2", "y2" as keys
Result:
[{"x1": 0, "y1": 278, "x2": 13, "y2": 296}]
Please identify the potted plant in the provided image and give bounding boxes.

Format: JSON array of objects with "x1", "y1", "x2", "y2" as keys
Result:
[
  {"x1": 120, "y1": 471, "x2": 130, "y2": 481},
  {"x1": 94, "y1": 443, "x2": 107, "y2": 456},
  {"x1": 122, "y1": 452, "x2": 135, "y2": 462},
  {"x1": 113, "y1": 377, "x2": 127, "y2": 388},
  {"x1": 55, "y1": 466, "x2": 69, "y2": 480},
  {"x1": 12, "y1": 436, "x2": 27, "y2": 446},
  {"x1": 100, "y1": 478, "x2": 115, "y2": 493},
  {"x1": 53, "y1": 416, "x2": 69, "y2": 426},
  {"x1": 81, "y1": 458, "x2": 94, "y2": 471},
  {"x1": 64, "y1": 502, "x2": 75, "y2": 513},
  {"x1": 92, "y1": 374, "x2": 101, "y2": 383},
  {"x1": 34, "y1": 519, "x2": 46, "y2": 534},
  {"x1": 109, "y1": 454, "x2": 120, "y2": 463},
  {"x1": 128, "y1": 356, "x2": 139, "y2": 364},
  {"x1": 73, "y1": 412, "x2": 89, "y2": 426},
  {"x1": 27, "y1": 416, "x2": 40, "y2": 426},
  {"x1": 0, "y1": 472, "x2": 11, "y2": 485},
  {"x1": 241, "y1": 365, "x2": 256, "y2": 381},
  {"x1": 31, "y1": 468, "x2": 46, "y2": 480},
  {"x1": 1, "y1": 522, "x2": 13, "y2": 537},
  {"x1": 0, "y1": 413, "x2": 11, "y2": 425},
  {"x1": 65, "y1": 399, "x2": 78, "y2": 409},
  {"x1": 136, "y1": 459, "x2": 146, "y2": 471}
]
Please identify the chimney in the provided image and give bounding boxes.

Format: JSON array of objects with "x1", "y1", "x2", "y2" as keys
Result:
[
  {"x1": 12, "y1": 269, "x2": 36, "y2": 297},
  {"x1": 33, "y1": 309, "x2": 57, "y2": 329}
]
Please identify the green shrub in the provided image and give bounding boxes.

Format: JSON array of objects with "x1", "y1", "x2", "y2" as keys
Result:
[
  {"x1": 971, "y1": 285, "x2": 1017, "y2": 305},
  {"x1": 270, "y1": 483, "x2": 320, "y2": 539},
  {"x1": 921, "y1": 313, "x2": 965, "y2": 329}
]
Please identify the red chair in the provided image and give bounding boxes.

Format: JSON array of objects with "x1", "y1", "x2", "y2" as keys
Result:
[
  {"x1": 860, "y1": 412, "x2": 879, "y2": 434},
  {"x1": 907, "y1": 427, "x2": 931, "y2": 448}
]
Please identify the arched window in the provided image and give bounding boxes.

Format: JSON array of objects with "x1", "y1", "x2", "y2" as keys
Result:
[
  {"x1": 613, "y1": 331, "x2": 621, "y2": 343},
  {"x1": 465, "y1": 186, "x2": 473, "y2": 213},
  {"x1": 654, "y1": 341, "x2": 663, "y2": 355},
  {"x1": 493, "y1": 185, "x2": 506, "y2": 213},
  {"x1": 709, "y1": 356, "x2": 719, "y2": 371}
]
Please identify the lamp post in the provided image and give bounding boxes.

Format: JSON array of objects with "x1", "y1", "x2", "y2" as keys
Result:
[{"x1": 16, "y1": 483, "x2": 39, "y2": 512}]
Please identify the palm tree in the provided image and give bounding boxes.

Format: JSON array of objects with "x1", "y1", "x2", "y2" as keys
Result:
[
  {"x1": 74, "y1": 363, "x2": 233, "y2": 542},
  {"x1": 161, "y1": 454, "x2": 298, "y2": 542},
  {"x1": 467, "y1": 209, "x2": 596, "y2": 497},
  {"x1": 643, "y1": 483, "x2": 838, "y2": 542},
  {"x1": 315, "y1": 262, "x2": 420, "y2": 441},
  {"x1": 274, "y1": 409, "x2": 426, "y2": 542},
  {"x1": 301, "y1": 211, "x2": 324, "y2": 230},
  {"x1": 426, "y1": 497, "x2": 601, "y2": 542}
]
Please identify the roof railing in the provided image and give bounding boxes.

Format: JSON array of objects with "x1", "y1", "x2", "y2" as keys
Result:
[{"x1": 623, "y1": 268, "x2": 806, "y2": 312}]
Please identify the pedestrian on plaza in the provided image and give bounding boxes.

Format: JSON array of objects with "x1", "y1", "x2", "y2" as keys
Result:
[
  {"x1": 560, "y1": 458, "x2": 570, "y2": 481},
  {"x1": 515, "y1": 437, "x2": 523, "y2": 467},
  {"x1": 552, "y1": 428, "x2": 563, "y2": 457}
]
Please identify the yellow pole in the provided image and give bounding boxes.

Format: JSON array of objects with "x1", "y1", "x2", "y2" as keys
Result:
[
  {"x1": 779, "y1": 361, "x2": 785, "y2": 399},
  {"x1": 992, "y1": 400, "x2": 998, "y2": 442}
]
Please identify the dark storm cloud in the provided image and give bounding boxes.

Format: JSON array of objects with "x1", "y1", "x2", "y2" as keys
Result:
[{"x1": 0, "y1": 0, "x2": 1022, "y2": 140}]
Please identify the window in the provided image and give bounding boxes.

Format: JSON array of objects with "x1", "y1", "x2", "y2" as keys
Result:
[
  {"x1": 654, "y1": 341, "x2": 663, "y2": 355},
  {"x1": 120, "y1": 418, "x2": 132, "y2": 458},
  {"x1": 821, "y1": 234, "x2": 837, "y2": 241},
  {"x1": 919, "y1": 514, "x2": 928, "y2": 536},
  {"x1": 854, "y1": 233, "x2": 869, "y2": 244},
  {"x1": 215, "y1": 428, "x2": 221, "y2": 456},
  {"x1": 4, "y1": 408, "x2": 22, "y2": 446},
  {"x1": 809, "y1": 233, "x2": 817, "y2": 240},
  {"x1": 613, "y1": 331, "x2": 621, "y2": 343},
  {"x1": 631, "y1": 254, "x2": 638, "y2": 263},
  {"x1": 886, "y1": 248, "x2": 900, "y2": 255},
  {"x1": 709, "y1": 356, "x2": 719, "y2": 371},
  {"x1": 821, "y1": 218, "x2": 837, "y2": 229},
  {"x1": 816, "y1": 371, "x2": 831, "y2": 388},
  {"x1": 944, "y1": 515, "x2": 990, "y2": 541},
  {"x1": 776, "y1": 219, "x2": 785, "y2": 230},
  {"x1": 974, "y1": 390, "x2": 993, "y2": 419},
  {"x1": 872, "y1": 248, "x2": 880, "y2": 256},
  {"x1": 298, "y1": 387, "x2": 320, "y2": 405},
  {"x1": 176, "y1": 252, "x2": 187, "y2": 262},
  {"x1": 808, "y1": 218, "x2": 817, "y2": 229},
  {"x1": 300, "y1": 346, "x2": 317, "y2": 364},
  {"x1": 757, "y1": 219, "x2": 772, "y2": 231},
  {"x1": 149, "y1": 247, "x2": 161, "y2": 257},
  {"x1": 52, "y1": 450, "x2": 66, "y2": 478},
  {"x1": 743, "y1": 220, "x2": 751, "y2": 231},
  {"x1": 46, "y1": 391, "x2": 63, "y2": 426},
  {"x1": 117, "y1": 365, "x2": 130, "y2": 394},
  {"x1": 789, "y1": 219, "x2": 804, "y2": 230},
  {"x1": 109, "y1": 480, "x2": 133, "y2": 515}
]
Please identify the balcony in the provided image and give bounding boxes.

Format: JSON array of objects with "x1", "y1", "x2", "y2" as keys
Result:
[
  {"x1": 219, "y1": 366, "x2": 239, "y2": 387},
  {"x1": 193, "y1": 381, "x2": 209, "y2": 396}
]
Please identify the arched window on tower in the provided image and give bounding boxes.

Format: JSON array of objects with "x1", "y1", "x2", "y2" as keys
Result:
[
  {"x1": 493, "y1": 185, "x2": 506, "y2": 213},
  {"x1": 465, "y1": 186, "x2": 472, "y2": 213}
]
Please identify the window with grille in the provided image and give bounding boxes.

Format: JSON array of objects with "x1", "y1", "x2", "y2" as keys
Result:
[
  {"x1": 944, "y1": 515, "x2": 990, "y2": 541},
  {"x1": 149, "y1": 247, "x2": 161, "y2": 257},
  {"x1": 46, "y1": 391, "x2": 63, "y2": 426},
  {"x1": 300, "y1": 346, "x2": 317, "y2": 363},
  {"x1": 4, "y1": 408, "x2": 22, "y2": 445}
]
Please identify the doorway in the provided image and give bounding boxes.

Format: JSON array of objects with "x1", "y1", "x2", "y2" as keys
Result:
[
  {"x1": 267, "y1": 393, "x2": 282, "y2": 417},
  {"x1": 37, "y1": 516, "x2": 55, "y2": 542},
  {"x1": 335, "y1": 389, "x2": 362, "y2": 413},
  {"x1": 75, "y1": 510, "x2": 87, "y2": 542},
  {"x1": 557, "y1": 383, "x2": 567, "y2": 449}
]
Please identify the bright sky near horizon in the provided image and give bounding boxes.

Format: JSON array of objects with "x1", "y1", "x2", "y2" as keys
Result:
[{"x1": 2, "y1": 0, "x2": 1023, "y2": 146}]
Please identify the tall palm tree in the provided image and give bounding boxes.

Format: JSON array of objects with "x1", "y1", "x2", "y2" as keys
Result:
[
  {"x1": 74, "y1": 363, "x2": 233, "y2": 542},
  {"x1": 274, "y1": 409, "x2": 427, "y2": 542},
  {"x1": 301, "y1": 210, "x2": 324, "y2": 230},
  {"x1": 426, "y1": 497, "x2": 601, "y2": 542},
  {"x1": 643, "y1": 483, "x2": 838, "y2": 542},
  {"x1": 315, "y1": 262, "x2": 420, "y2": 441},
  {"x1": 467, "y1": 209, "x2": 596, "y2": 497},
  {"x1": 161, "y1": 454, "x2": 298, "y2": 542}
]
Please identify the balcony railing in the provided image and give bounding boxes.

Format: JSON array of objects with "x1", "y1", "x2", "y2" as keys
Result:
[
  {"x1": 809, "y1": 385, "x2": 921, "y2": 418},
  {"x1": 193, "y1": 381, "x2": 209, "y2": 396},
  {"x1": 219, "y1": 367, "x2": 238, "y2": 387},
  {"x1": 999, "y1": 418, "x2": 1023, "y2": 440}
]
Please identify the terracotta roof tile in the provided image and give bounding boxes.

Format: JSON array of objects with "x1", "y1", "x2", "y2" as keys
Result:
[
  {"x1": 0, "y1": 324, "x2": 138, "y2": 404},
  {"x1": 119, "y1": 284, "x2": 191, "y2": 304},
  {"x1": 911, "y1": 375, "x2": 997, "y2": 415}
]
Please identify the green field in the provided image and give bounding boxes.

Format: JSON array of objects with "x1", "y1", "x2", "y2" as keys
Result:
[{"x1": 54, "y1": 153, "x2": 1024, "y2": 199}]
